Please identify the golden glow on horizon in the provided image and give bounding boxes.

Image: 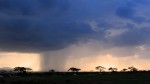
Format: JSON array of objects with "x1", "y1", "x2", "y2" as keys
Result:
[
  {"x1": 0, "y1": 52, "x2": 150, "y2": 71},
  {"x1": 0, "y1": 52, "x2": 40, "y2": 71},
  {"x1": 66, "y1": 54, "x2": 150, "y2": 71}
]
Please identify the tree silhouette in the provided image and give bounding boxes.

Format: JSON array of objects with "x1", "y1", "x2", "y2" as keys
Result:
[
  {"x1": 108, "y1": 67, "x2": 117, "y2": 72},
  {"x1": 14, "y1": 67, "x2": 26, "y2": 73},
  {"x1": 128, "y1": 66, "x2": 138, "y2": 72},
  {"x1": 95, "y1": 66, "x2": 106, "y2": 72},
  {"x1": 121, "y1": 68, "x2": 128, "y2": 72},
  {"x1": 49, "y1": 69, "x2": 55, "y2": 72},
  {"x1": 14, "y1": 67, "x2": 32, "y2": 73},
  {"x1": 68, "y1": 67, "x2": 81, "y2": 72},
  {"x1": 26, "y1": 68, "x2": 32, "y2": 72}
]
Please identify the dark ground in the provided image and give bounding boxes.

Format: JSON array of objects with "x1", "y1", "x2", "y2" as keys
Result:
[{"x1": 0, "y1": 72, "x2": 150, "y2": 84}]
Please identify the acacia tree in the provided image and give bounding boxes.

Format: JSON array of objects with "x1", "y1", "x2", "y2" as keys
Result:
[
  {"x1": 68, "y1": 67, "x2": 81, "y2": 72},
  {"x1": 128, "y1": 66, "x2": 138, "y2": 72},
  {"x1": 108, "y1": 67, "x2": 117, "y2": 72},
  {"x1": 14, "y1": 67, "x2": 26, "y2": 73},
  {"x1": 95, "y1": 66, "x2": 106, "y2": 72},
  {"x1": 14, "y1": 67, "x2": 32, "y2": 73}
]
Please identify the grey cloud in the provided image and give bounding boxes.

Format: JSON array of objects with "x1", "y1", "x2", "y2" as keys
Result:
[
  {"x1": 97, "y1": 22, "x2": 114, "y2": 30},
  {"x1": 110, "y1": 28, "x2": 150, "y2": 47}
]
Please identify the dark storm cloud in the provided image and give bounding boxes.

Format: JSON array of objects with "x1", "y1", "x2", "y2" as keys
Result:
[
  {"x1": 116, "y1": 5, "x2": 135, "y2": 19},
  {"x1": 0, "y1": 0, "x2": 69, "y2": 15},
  {"x1": 0, "y1": 0, "x2": 103, "y2": 52},
  {"x1": 116, "y1": 0, "x2": 146, "y2": 24},
  {"x1": 0, "y1": 0, "x2": 150, "y2": 53},
  {"x1": 1, "y1": 0, "x2": 150, "y2": 71},
  {"x1": 0, "y1": 18, "x2": 94, "y2": 52},
  {"x1": 113, "y1": 0, "x2": 150, "y2": 47}
]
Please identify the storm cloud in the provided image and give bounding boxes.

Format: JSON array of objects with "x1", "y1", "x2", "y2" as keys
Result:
[
  {"x1": 0, "y1": 0, "x2": 96, "y2": 52},
  {"x1": 0, "y1": 0, "x2": 150, "y2": 71}
]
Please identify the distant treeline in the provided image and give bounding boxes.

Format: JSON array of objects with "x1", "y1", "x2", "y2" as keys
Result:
[{"x1": 1, "y1": 66, "x2": 150, "y2": 77}]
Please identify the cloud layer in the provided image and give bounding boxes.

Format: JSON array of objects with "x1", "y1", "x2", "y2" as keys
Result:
[
  {"x1": 0, "y1": 0, "x2": 149, "y2": 53},
  {"x1": 1, "y1": 0, "x2": 150, "y2": 70}
]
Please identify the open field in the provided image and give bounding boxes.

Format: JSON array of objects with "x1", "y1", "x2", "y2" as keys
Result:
[{"x1": 1, "y1": 72, "x2": 150, "y2": 84}]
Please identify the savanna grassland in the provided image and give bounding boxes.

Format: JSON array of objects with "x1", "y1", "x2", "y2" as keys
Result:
[{"x1": 0, "y1": 72, "x2": 150, "y2": 84}]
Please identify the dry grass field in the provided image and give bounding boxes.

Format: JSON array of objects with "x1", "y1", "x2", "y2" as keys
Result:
[{"x1": 0, "y1": 72, "x2": 150, "y2": 84}]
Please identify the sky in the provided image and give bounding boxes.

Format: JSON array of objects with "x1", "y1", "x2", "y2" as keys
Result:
[{"x1": 0, "y1": 0, "x2": 150, "y2": 71}]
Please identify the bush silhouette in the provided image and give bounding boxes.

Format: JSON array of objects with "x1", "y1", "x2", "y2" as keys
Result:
[
  {"x1": 108, "y1": 67, "x2": 117, "y2": 72},
  {"x1": 68, "y1": 67, "x2": 81, "y2": 72}
]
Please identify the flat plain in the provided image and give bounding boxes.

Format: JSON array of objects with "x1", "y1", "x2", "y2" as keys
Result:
[{"x1": 0, "y1": 72, "x2": 150, "y2": 84}]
